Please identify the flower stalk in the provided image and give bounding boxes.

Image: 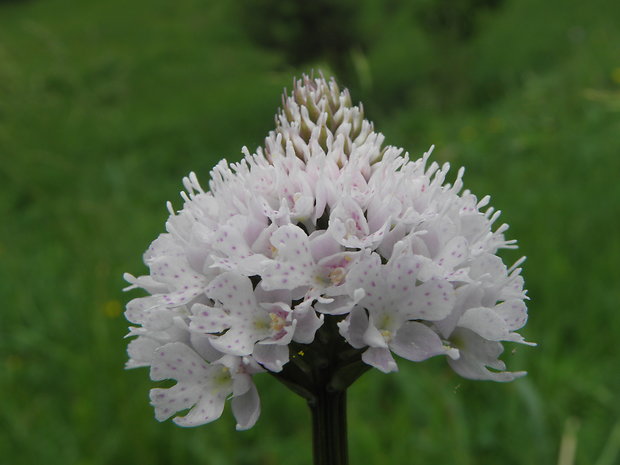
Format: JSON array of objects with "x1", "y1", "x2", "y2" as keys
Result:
[
  {"x1": 271, "y1": 315, "x2": 370, "y2": 465},
  {"x1": 309, "y1": 388, "x2": 348, "y2": 465}
]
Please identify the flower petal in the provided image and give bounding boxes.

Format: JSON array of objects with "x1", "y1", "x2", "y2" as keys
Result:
[
  {"x1": 345, "y1": 253, "x2": 386, "y2": 313},
  {"x1": 150, "y1": 384, "x2": 204, "y2": 422},
  {"x1": 403, "y1": 277, "x2": 455, "y2": 320},
  {"x1": 149, "y1": 342, "x2": 210, "y2": 382},
  {"x1": 495, "y1": 299, "x2": 528, "y2": 331},
  {"x1": 292, "y1": 306, "x2": 324, "y2": 344},
  {"x1": 448, "y1": 328, "x2": 525, "y2": 382},
  {"x1": 232, "y1": 382, "x2": 261, "y2": 431},
  {"x1": 206, "y1": 272, "x2": 256, "y2": 315},
  {"x1": 458, "y1": 306, "x2": 511, "y2": 341},
  {"x1": 173, "y1": 391, "x2": 228, "y2": 427},
  {"x1": 338, "y1": 306, "x2": 368, "y2": 348},
  {"x1": 209, "y1": 325, "x2": 259, "y2": 356},
  {"x1": 252, "y1": 344, "x2": 289, "y2": 372},
  {"x1": 190, "y1": 303, "x2": 231, "y2": 333},
  {"x1": 391, "y1": 321, "x2": 450, "y2": 362},
  {"x1": 262, "y1": 225, "x2": 315, "y2": 290},
  {"x1": 126, "y1": 336, "x2": 159, "y2": 369},
  {"x1": 362, "y1": 347, "x2": 398, "y2": 373}
]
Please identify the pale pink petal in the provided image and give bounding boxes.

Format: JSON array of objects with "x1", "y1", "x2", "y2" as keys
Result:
[
  {"x1": 362, "y1": 347, "x2": 398, "y2": 373},
  {"x1": 189, "y1": 332, "x2": 224, "y2": 362},
  {"x1": 363, "y1": 316, "x2": 389, "y2": 349},
  {"x1": 458, "y1": 306, "x2": 511, "y2": 341},
  {"x1": 345, "y1": 253, "x2": 385, "y2": 313},
  {"x1": 206, "y1": 272, "x2": 256, "y2": 315},
  {"x1": 435, "y1": 236, "x2": 469, "y2": 270},
  {"x1": 147, "y1": 255, "x2": 207, "y2": 304},
  {"x1": 262, "y1": 225, "x2": 315, "y2": 290},
  {"x1": 391, "y1": 322, "x2": 449, "y2": 362},
  {"x1": 190, "y1": 303, "x2": 230, "y2": 333},
  {"x1": 232, "y1": 383, "x2": 261, "y2": 430},
  {"x1": 308, "y1": 229, "x2": 342, "y2": 262},
  {"x1": 150, "y1": 384, "x2": 204, "y2": 422},
  {"x1": 125, "y1": 296, "x2": 174, "y2": 331},
  {"x1": 149, "y1": 342, "x2": 209, "y2": 382},
  {"x1": 447, "y1": 328, "x2": 526, "y2": 382},
  {"x1": 209, "y1": 325, "x2": 259, "y2": 356},
  {"x1": 384, "y1": 254, "x2": 424, "y2": 303},
  {"x1": 126, "y1": 336, "x2": 159, "y2": 368},
  {"x1": 495, "y1": 299, "x2": 528, "y2": 331},
  {"x1": 338, "y1": 306, "x2": 368, "y2": 348},
  {"x1": 292, "y1": 306, "x2": 324, "y2": 344},
  {"x1": 252, "y1": 344, "x2": 289, "y2": 372},
  {"x1": 402, "y1": 277, "x2": 455, "y2": 320},
  {"x1": 173, "y1": 391, "x2": 228, "y2": 427}
]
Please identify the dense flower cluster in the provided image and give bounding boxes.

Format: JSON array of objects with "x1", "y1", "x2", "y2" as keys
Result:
[{"x1": 124, "y1": 75, "x2": 532, "y2": 430}]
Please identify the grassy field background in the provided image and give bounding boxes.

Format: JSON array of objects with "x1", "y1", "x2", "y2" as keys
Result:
[{"x1": 1, "y1": 0, "x2": 619, "y2": 464}]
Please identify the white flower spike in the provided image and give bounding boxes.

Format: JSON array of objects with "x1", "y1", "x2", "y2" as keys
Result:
[{"x1": 125, "y1": 74, "x2": 533, "y2": 429}]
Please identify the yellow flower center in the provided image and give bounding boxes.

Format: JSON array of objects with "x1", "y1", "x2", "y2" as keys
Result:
[
  {"x1": 328, "y1": 267, "x2": 346, "y2": 285},
  {"x1": 380, "y1": 329, "x2": 393, "y2": 343},
  {"x1": 269, "y1": 313, "x2": 286, "y2": 332}
]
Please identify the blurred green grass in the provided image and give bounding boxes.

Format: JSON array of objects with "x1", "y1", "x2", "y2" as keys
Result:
[{"x1": 1, "y1": 0, "x2": 619, "y2": 464}]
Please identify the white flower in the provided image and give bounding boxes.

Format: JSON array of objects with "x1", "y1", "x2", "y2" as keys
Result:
[
  {"x1": 124, "y1": 74, "x2": 533, "y2": 429},
  {"x1": 149, "y1": 342, "x2": 262, "y2": 429},
  {"x1": 338, "y1": 249, "x2": 459, "y2": 373},
  {"x1": 190, "y1": 271, "x2": 322, "y2": 372}
]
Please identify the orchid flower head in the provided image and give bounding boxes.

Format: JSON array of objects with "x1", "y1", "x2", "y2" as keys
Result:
[{"x1": 124, "y1": 74, "x2": 533, "y2": 428}]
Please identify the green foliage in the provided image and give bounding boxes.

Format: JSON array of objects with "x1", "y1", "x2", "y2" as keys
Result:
[
  {"x1": 1, "y1": 0, "x2": 619, "y2": 464},
  {"x1": 237, "y1": 0, "x2": 362, "y2": 71}
]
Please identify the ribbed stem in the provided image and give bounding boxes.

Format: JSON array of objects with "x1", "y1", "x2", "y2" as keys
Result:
[
  {"x1": 308, "y1": 388, "x2": 348, "y2": 465},
  {"x1": 271, "y1": 315, "x2": 370, "y2": 465}
]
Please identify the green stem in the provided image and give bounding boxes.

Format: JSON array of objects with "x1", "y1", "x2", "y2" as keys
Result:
[
  {"x1": 308, "y1": 388, "x2": 348, "y2": 465},
  {"x1": 271, "y1": 315, "x2": 370, "y2": 465}
]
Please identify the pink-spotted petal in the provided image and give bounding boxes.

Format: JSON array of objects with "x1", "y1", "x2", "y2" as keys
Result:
[
  {"x1": 469, "y1": 253, "x2": 506, "y2": 281},
  {"x1": 495, "y1": 299, "x2": 528, "y2": 331},
  {"x1": 147, "y1": 255, "x2": 208, "y2": 305},
  {"x1": 206, "y1": 272, "x2": 256, "y2": 316},
  {"x1": 262, "y1": 225, "x2": 315, "y2": 290},
  {"x1": 173, "y1": 391, "x2": 228, "y2": 427},
  {"x1": 149, "y1": 342, "x2": 210, "y2": 382},
  {"x1": 150, "y1": 384, "x2": 204, "y2": 422},
  {"x1": 435, "y1": 236, "x2": 469, "y2": 270},
  {"x1": 209, "y1": 325, "x2": 258, "y2": 356},
  {"x1": 404, "y1": 277, "x2": 455, "y2": 320},
  {"x1": 385, "y1": 254, "x2": 424, "y2": 302},
  {"x1": 190, "y1": 303, "x2": 230, "y2": 333},
  {"x1": 345, "y1": 253, "x2": 386, "y2": 313}
]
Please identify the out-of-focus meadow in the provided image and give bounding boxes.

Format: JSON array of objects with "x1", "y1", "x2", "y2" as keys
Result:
[{"x1": 1, "y1": 0, "x2": 619, "y2": 463}]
